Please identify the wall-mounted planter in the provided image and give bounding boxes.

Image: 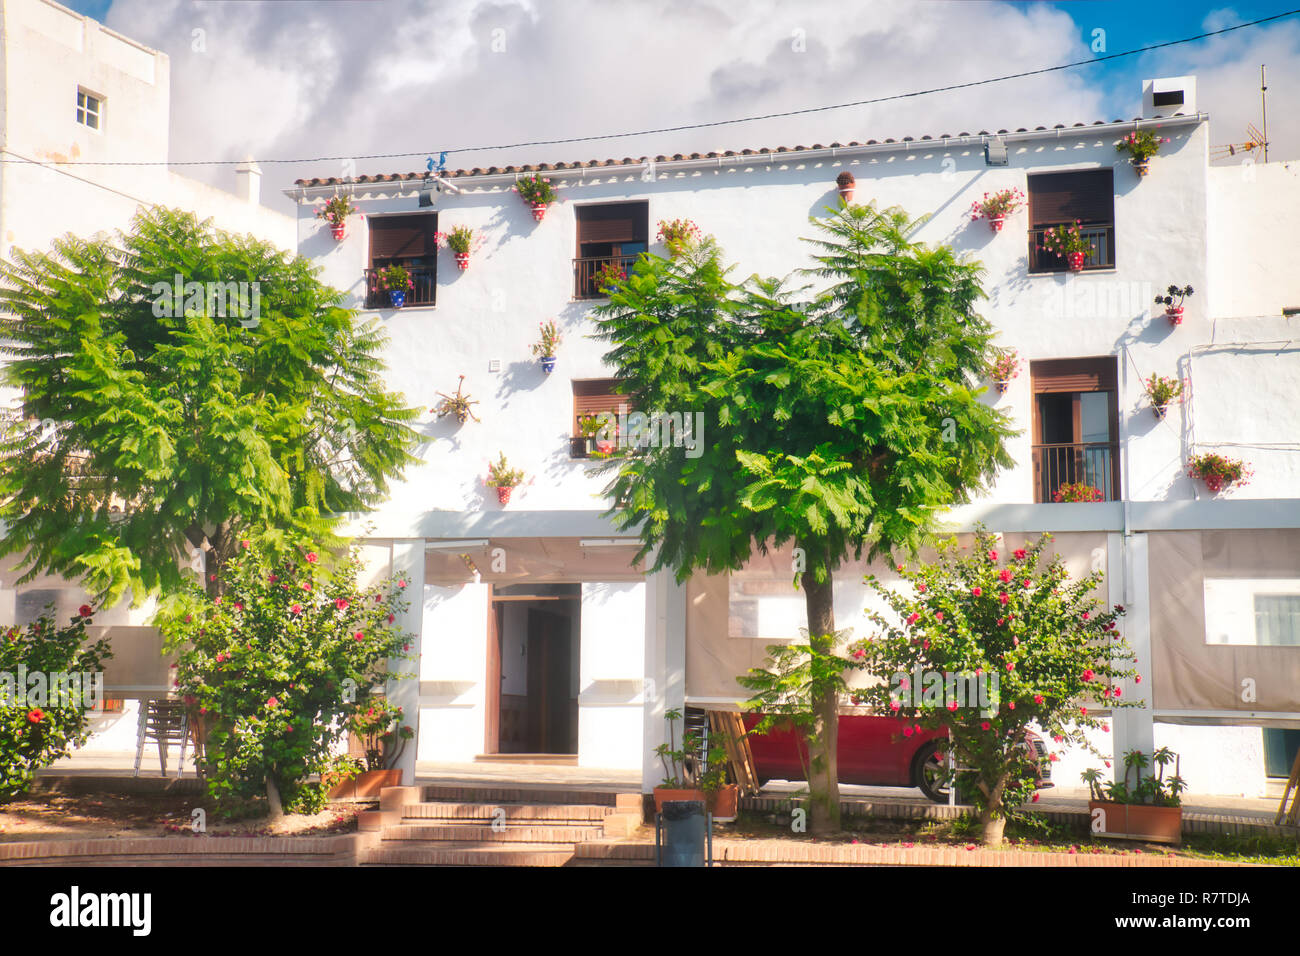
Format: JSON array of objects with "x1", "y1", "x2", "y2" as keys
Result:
[
  {"x1": 836, "y1": 171, "x2": 855, "y2": 203},
  {"x1": 330, "y1": 223, "x2": 347, "y2": 241},
  {"x1": 1067, "y1": 252, "x2": 1086, "y2": 272},
  {"x1": 539, "y1": 356, "x2": 557, "y2": 374},
  {"x1": 1088, "y1": 801, "x2": 1181, "y2": 844},
  {"x1": 1165, "y1": 306, "x2": 1184, "y2": 326},
  {"x1": 1152, "y1": 404, "x2": 1169, "y2": 420},
  {"x1": 994, "y1": 380, "x2": 1012, "y2": 395},
  {"x1": 454, "y1": 253, "x2": 470, "y2": 271},
  {"x1": 530, "y1": 202, "x2": 550, "y2": 222},
  {"x1": 987, "y1": 215, "x2": 1005, "y2": 233},
  {"x1": 496, "y1": 486, "x2": 514, "y2": 506},
  {"x1": 1132, "y1": 159, "x2": 1150, "y2": 178},
  {"x1": 388, "y1": 290, "x2": 406, "y2": 309}
]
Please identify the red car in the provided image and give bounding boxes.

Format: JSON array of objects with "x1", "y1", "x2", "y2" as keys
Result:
[{"x1": 742, "y1": 712, "x2": 1051, "y2": 803}]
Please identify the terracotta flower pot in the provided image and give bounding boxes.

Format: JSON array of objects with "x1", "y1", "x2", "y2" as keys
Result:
[
  {"x1": 653, "y1": 787, "x2": 703, "y2": 814},
  {"x1": 530, "y1": 202, "x2": 549, "y2": 222},
  {"x1": 330, "y1": 223, "x2": 347, "y2": 241},
  {"x1": 1067, "y1": 251, "x2": 1086, "y2": 272},
  {"x1": 454, "y1": 252, "x2": 470, "y2": 271},
  {"x1": 496, "y1": 485, "x2": 513, "y2": 506},
  {"x1": 837, "y1": 185, "x2": 855, "y2": 203},
  {"x1": 1089, "y1": 800, "x2": 1181, "y2": 844},
  {"x1": 326, "y1": 768, "x2": 401, "y2": 801},
  {"x1": 653, "y1": 785, "x2": 740, "y2": 819},
  {"x1": 1166, "y1": 306, "x2": 1184, "y2": 325},
  {"x1": 988, "y1": 215, "x2": 1005, "y2": 233}
]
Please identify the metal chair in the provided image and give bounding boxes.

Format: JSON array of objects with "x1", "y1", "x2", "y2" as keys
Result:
[{"x1": 133, "y1": 698, "x2": 190, "y2": 777}]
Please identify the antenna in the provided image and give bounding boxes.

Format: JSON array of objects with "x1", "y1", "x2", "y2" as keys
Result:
[
  {"x1": 1260, "y1": 64, "x2": 1269, "y2": 163},
  {"x1": 1210, "y1": 65, "x2": 1270, "y2": 164}
]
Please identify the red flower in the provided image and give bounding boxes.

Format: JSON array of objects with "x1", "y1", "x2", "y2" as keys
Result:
[
  {"x1": 78, "y1": 604, "x2": 93, "y2": 618},
  {"x1": 387, "y1": 614, "x2": 395, "y2": 624},
  {"x1": 1033, "y1": 694, "x2": 1044, "y2": 705},
  {"x1": 852, "y1": 648, "x2": 865, "y2": 660},
  {"x1": 354, "y1": 632, "x2": 365, "y2": 641},
  {"x1": 934, "y1": 612, "x2": 944, "y2": 622},
  {"x1": 305, "y1": 552, "x2": 318, "y2": 563},
  {"x1": 335, "y1": 598, "x2": 350, "y2": 611},
  {"x1": 1134, "y1": 675, "x2": 1142, "y2": 684},
  {"x1": 268, "y1": 573, "x2": 278, "y2": 582},
  {"x1": 1081, "y1": 669, "x2": 1094, "y2": 682},
  {"x1": 946, "y1": 700, "x2": 958, "y2": 712},
  {"x1": 981, "y1": 721, "x2": 990, "y2": 731},
  {"x1": 916, "y1": 584, "x2": 927, "y2": 593},
  {"x1": 267, "y1": 697, "x2": 278, "y2": 708},
  {"x1": 1014, "y1": 548, "x2": 1027, "y2": 560},
  {"x1": 890, "y1": 699, "x2": 901, "y2": 711},
  {"x1": 902, "y1": 726, "x2": 914, "y2": 737},
  {"x1": 906, "y1": 612, "x2": 920, "y2": 626},
  {"x1": 290, "y1": 604, "x2": 302, "y2": 615},
  {"x1": 971, "y1": 587, "x2": 982, "y2": 597},
  {"x1": 1112, "y1": 687, "x2": 1122, "y2": 698},
  {"x1": 999, "y1": 592, "x2": 1010, "y2": 605},
  {"x1": 1022, "y1": 579, "x2": 1032, "y2": 588},
  {"x1": 987, "y1": 550, "x2": 998, "y2": 561},
  {"x1": 241, "y1": 539, "x2": 251, "y2": 549},
  {"x1": 27, "y1": 708, "x2": 44, "y2": 723},
  {"x1": 999, "y1": 569, "x2": 1012, "y2": 583},
  {"x1": 1008, "y1": 702, "x2": 1016, "y2": 710},
  {"x1": 1005, "y1": 662, "x2": 1014, "y2": 672},
  {"x1": 233, "y1": 602, "x2": 243, "y2": 612},
  {"x1": 1048, "y1": 753, "x2": 1059, "y2": 762},
  {"x1": 398, "y1": 580, "x2": 408, "y2": 589},
  {"x1": 1080, "y1": 706, "x2": 1088, "y2": 716}
]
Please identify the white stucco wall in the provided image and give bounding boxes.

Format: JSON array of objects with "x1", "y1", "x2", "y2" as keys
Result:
[
  {"x1": 1208, "y1": 160, "x2": 1300, "y2": 319},
  {"x1": 578, "y1": 582, "x2": 645, "y2": 768}
]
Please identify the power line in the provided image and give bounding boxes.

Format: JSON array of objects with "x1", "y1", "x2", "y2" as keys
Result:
[{"x1": 5, "y1": 7, "x2": 1298, "y2": 170}]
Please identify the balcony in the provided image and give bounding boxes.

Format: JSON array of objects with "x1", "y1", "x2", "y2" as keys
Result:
[
  {"x1": 1027, "y1": 223, "x2": 1115, "y2": 274},
  {"x1": 1033, "y1": 441, "x2": 1119, "y2": 502},
  {"x1": 573, "y1": 255, "x2": 639, "y2": 300},
  {"x1": 364, "y1": 267, "x2": 437, "y2": 309}
]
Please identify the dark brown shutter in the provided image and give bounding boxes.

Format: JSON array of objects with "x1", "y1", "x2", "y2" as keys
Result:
[
  {"x1": 1030, "y1": 357, "x2": 1118, "y2": 393},
  {"x1": 1028, "y1": 170, "x2": 1114, "y2": 226},
  {"x1": 369, "y1": 214, "x2": 437, "y2": 262},
  {"x1": 575, "y1": 203, "x2": 648, "y2": 245},
  {"x1": 573, "y1": 379, "x2": 635, "y2": 432}
]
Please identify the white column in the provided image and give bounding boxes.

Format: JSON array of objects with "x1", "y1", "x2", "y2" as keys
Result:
[
  {"x1": 642, "y1": 565, "x2": 686, "y2": 794},
  {"x1": 388, "y1": 539, "x2": 425, "y2": 786},
  {"x1": 1111, "y1": 532, "x2": 1155, "y2": 766}
]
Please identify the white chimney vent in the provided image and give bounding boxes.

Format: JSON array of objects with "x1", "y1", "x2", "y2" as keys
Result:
[
  {"x1": 234, "y1": 157, "x2": 262, "y2": 205},
  {"x1": 1142, "y1": 76, "x2": 1196, "y2": 119}
]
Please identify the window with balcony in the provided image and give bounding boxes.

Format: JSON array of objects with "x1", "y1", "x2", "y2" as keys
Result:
[
  {"x1": 1031, "y1": 357, "x2": 1120, "y2": 502},
  {"x1": 365, "y1": 214, "x2": 438, "y2": 308},
  {"x1": 1027, "y1": 169, "x2": 1115, "y2": 273},
  {"x1": 573, "y1": 202, "x2": 648, "y2": 299},
  {"x1": 571, "y1": 378, "x2": 632, "y2": 457}
]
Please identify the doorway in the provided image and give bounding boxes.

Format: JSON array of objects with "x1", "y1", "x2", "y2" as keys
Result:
[{"x1": 485, "y1": 583, "x2": 580, "y2": 756}]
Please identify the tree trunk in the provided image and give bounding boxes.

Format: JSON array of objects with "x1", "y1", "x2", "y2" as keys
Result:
[
  {"x1": 980, "y1": 815, "x2": 1006, "y2": 845},
  {"x1": 265, "y1": 769, "x2": 285, "y2": 820},
  {"x1": 977, "y1": 770, "x2": 1010, "y2": 845},
  {"x1": 802, "y1": 554, "x2": 840, "y2": 835}
]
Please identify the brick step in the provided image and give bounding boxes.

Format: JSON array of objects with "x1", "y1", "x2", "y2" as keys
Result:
[
  {"x1": 361, "y1": 842, "x2": 575, "y2": 867},
  {"x1": 384, "y1": 822, "x2": 606, "y2": 843},
  {"x1": 419, "y1": 784, "x2": 639, "y2": 809},
  {"x1": 403, "y1": 801, "x2": 617, "y2": 822}
]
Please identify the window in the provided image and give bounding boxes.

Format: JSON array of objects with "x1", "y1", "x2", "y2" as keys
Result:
[
  {"x1": 1264, "y1": 728, "x2": 1300, "y2": 779},
  {"x1": 573, "y1": 202, "x2": 648, "y2": 299},
  {"x1": 76, "y1": 89, "x2": 103, "y2": 130},
  {"x1": 365, "y1": 214, "x2": 438, "y2": 308},
  {"x1": 1031, "y1": 357, "x2": 1120, "y2": 502},
  {"x1": 1255, "y1": 594, "x2": 1300, "y2": 646},
  {"x1": 1205, "y1": 579, "x2": 1300, "y2": 645},
  {"x1": 1027, "y1": 169, "x2": 1115, "y2": 272},
  {"x1": 571, "y1": 378, "x2": 632, "y2": 457}
]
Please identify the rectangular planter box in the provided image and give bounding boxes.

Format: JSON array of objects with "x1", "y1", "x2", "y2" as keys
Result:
[
  {"x1": 1088, "y1": 800, "x2": 1182, "y2": 844},
  {"x1": 328, "y1": 769, "x2": 402, "y2": 802},
  {"x1": 653, "y1": 784, "x2": 739, "y2": 821}
]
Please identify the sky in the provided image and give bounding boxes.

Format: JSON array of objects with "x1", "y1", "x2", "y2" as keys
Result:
[{"x1": 59, "y1": 0, "x2": 1300, "y2": 212}]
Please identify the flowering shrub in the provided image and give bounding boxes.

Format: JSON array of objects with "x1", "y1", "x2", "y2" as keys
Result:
[
  {"x1": 485, "y1": 452, "x2": 524, "y2": 489},
  {"x1": 656, "y1": 218, "x2": 703, "y2": 257},
  {"x1": 315, "y1": 195, "x2": 358, "y2": 227},
  {"x1": 513, "y1": 173, "x2": 557, "y2": 206},
  {"x1": 530, "y1": 319, "x2": 562, "y2": 358},
  {"x1": 990, "y1": 348, "x2": 1020, "y2": 384},
  {"x1": 1116, "y1": 129, "x2": 1170, "y2": 164},
  {"x1": 435, "y1": 225, "x2": 475, "y2": 255},
  {"x1": 1039, "y1": 221, "x2": 1093, "y2": 258},
  {"x1": 853, "y1": 530, "x2": 1141, "y2": 844},
  {"x1": 1053, "y1": 482, "x2": 1105, "y2": 503},
  {"x1": 376, "y1": 264, "x2": 413, "y2": 291},
  {"x1": 969, "y1": 188, "x2": 1025, "y2": 221},
  {"x1": 1144, "y1": 373, "x2": 1184, "y2": 411},
  {"x1": 347, "y1": 696, "x2": 413, "y2": 771},
  {"x1": 159, "y1": 536, "x2": 413, "y2": 818},
  {"x1": 1187, "y1": 452, "x2": 1251, "y2": 493},
  {"x1": 0, "y1": 609, "x2": 111, "y2": 801}
]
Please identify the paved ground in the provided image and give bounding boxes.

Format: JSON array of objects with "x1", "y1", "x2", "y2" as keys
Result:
[{"x1": 43, "y1": 751, "x2": 1284, "y2": 822}]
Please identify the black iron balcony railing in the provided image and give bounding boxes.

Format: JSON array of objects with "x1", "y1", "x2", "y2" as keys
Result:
[
  {"x1": 1027, "y1": 223, "x2": 1115, "y2": 273},
  {"x1": 1033, "y1": 441, "x2": 1119, "y2": 502},
  {"x1": 573, "y1": 255, "x2": 639, "y2": 300},
  {"x1": 363, "y1": 267, "x2": 437, "y2": 309}
]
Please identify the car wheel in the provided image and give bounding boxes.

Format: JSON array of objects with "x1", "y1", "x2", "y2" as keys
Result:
[{"x1": 914, "y1": 746, "x2": 950, "y2": 804}]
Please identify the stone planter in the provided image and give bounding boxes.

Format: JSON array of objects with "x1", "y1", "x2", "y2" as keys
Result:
[
  {"x1": 1089, "y1": 800, "x2": 1181, "y2": 844},
  {"x1": 327, "y1": 768, "x2": 401, "y2": 801}
]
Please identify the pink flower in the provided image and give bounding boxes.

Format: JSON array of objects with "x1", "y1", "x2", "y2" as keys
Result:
[
  {"x1": 335, "y1": 598, "x2": 350, "y2": 611},
  {"x1": 268, "y1": 573, "x2": 278, "y2": 582},
  {"x1": 1006, "y1": 662, "x2": 1015, "y2": 672},
  {"x1": 302, "y1": 583, "x2": 312, "y2": 592},
  {"x1": 999, "y1": 593, "x2": 1010, "y2": 605},
  {"x1": 1022, "y1": 578, "x2": 1032, "y2": 589},
  {"x1": 1012, "y1": 636, "x2": 1019, "y2": 645},
  {"x1": 214, "y1": 596, "x2": 222, "y2": 605},
  {"x1": 902, "y1": 726, "x2": 914, "y2": 737},
  {"x1": 1014, "y1": 549, "x2": 1027, "y2": 560},
  {"x1": 899, "y1": 677, "x2": 911, "y2": 690},
  {"x1": 1081, "y1": 612, "x2": 1090, "y2": 621},
  {"x1": 1049, "y1": 753, "x2": 1059, "y2": 762},
  {"x1": 922, "y1": 639, "x2": 931, "y2": 650},
  {"x1": 987, "y1": 550, "x2": 998, "y2": 561},
  {"x1": 1102, "y1": 724, "x2": 1110, "y2": 733},
  {"x1": 999, "y1": 569, "x2": 1012, "y2": 583},
  {"x1": 889, "y1": 699, "x2": 901, "y2": 711},
  {"x1": 981, "y1": 722, "x2": 990, "y2": 731},
  {"x1": 946, "y1": 700, "x2": 958, "y2": 712},
  {"x1": 1053, "y1": 734, "x2": 1064, "y2": 743},
  {"x1": 267, "y1": 697, "x2": 278, "y2": 708},
  {"x1": 1112, "y1": 687, "x2": 1122, "y2": 698},
  {"x1": 1081, "y1": 669, "x2": 1094, "y2": 682},
  {"x1": 184, "y1": 614, "x2": 192, "y2": 624},
  {"x1": 916, "y1": 584, "x2": 927, "y2": 593},
  {"x1": 971, "y1": 587, "x2": 982, "y2": 597},
  {"x1": 398, "y1": 580, "x2": 407, "y2": 589},
  {"x1": 906, "y1": 612, "x2": 920, "y2": 626},
  {"x1": 1080, "y1": 706, "x2": 1088, "y2": 716},
  {"x1": 1008, "y1": 702, "x2": 1016, "y2": 710},
  {"x1": 1033, "y1": 694, "x2": 1044, "y2": 705},
  {"x1": 997, "y1": 617, "x2": 1005, "y2": 626},
  {"x1": 403, "y1": 643, "x2": 411, "y2": 651},
  {"x1": 305, "y1": 552, "x2": 318, "y2": 563},
  {"x1": 290, "y1": 604, "x2": 302, "y2": 615},
  {"x1": 852, "y1": 648, "x2": 865, "y2": 660},
  {"x1": 233, "y1": 602, "x2": 243, "y2": 612},
  {"x1": 388, "y1": 614, "x2": 395, "y2": 624},
  {"x1": 241, "y1": 540, "x2": 251, "y2": 549},
  {"x1": 934, "y1": 612, "x2": 944, "y2": 622},
  {"x1": 1135, "y1": 675, "x2": 1142, "y2": 684},
  {"x1": 354, "y1": 632, "x2": 364, "y2": 641}
]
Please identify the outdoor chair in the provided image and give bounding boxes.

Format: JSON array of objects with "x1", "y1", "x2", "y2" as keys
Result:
[{"x1": 133, "y1": 698, "x2": 190, "y2": 778}]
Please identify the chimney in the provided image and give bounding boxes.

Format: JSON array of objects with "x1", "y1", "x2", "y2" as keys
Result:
[
  {"x1": 1142, "y1": 76, "x2": 1196, "y2": 119},
  {"x1": 234, "y1": 157, "x2": 262, "y2": 205}
]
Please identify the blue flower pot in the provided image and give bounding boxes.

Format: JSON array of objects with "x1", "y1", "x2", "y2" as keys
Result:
[
  {"x1": 540, "y1": 356, "x2": 557, "y2": 373},
  {"x1": 388, "y1": 290, "x2": 406, "y2": 309}
]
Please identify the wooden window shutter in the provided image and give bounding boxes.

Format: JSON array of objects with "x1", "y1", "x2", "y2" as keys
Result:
[
  {"x1": 1028, "y1": 170, "x2": 1114, "y2": 226},
  {"x1": 575, "y1": 203, "x2": 648, "y2": 245},
  {"x1": 572, "y1": 379, "x2": 634, "y2": 431},
  {"x1": 1030, "y1": 357, "x2": 1118, "y2": 393},
  {"x1": 369, "y1": 214, "x2": 437, "y2": 262}
]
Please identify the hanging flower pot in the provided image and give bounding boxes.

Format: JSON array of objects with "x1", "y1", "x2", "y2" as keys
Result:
[
  {"x1": 970, "y1": 189, "x2": 1024, "y2": 233},
  {"x1": 330, "y1": 223, "x2": 347, "y2": 241},
  {"x1": 990, "y1": 349, "x2": 1020, "y2": 394},
  {"x1": 454, "y1": 252, "x2": 470, "y2": 271},
  {"x1": 995, "y1": 380, "x2": 1012, "y2": 395},
  {"x1": 1165, "y1": 305, "x2": 1184, "y2": 325},
  {"x1": 486, "y1": 453, "x2": 524, "y2": 507},
  {"x1": 529, "y1": 202, "x2": 549, "y2": 222},
  {"x1": 1067, "y1": 251, "x2": 1086, "y2": 272},
  {"x1": 1187, "y1": 452, "x2": 1250, "y2": 495},
  {"x1": 1144, "y1": 373, "x2": 1184, "y2": 420},
  {"x1": 316, "y1": 195, "x2": 358, "y2": 242},
  {"x1": 836, "y1": 171, "x2": 856, "y2": 203},
  {"x1": 1132, "y1": 159, "x2": 1150, "y2": 178},
  {"x1": 988, "y1": 215, "x2": 1005, "y2": 233},
  {"x1": 496, "y1": 485, "x2": 513, "y2": 505},
  {"x1": 1152, "y1": 403, "x2": 1168, "y2": 420},
  {"x1": 1116, "y1": 130, "x2": 1169, "y2": 179},
  {"x1": 1155, "y1": 285, "x2": 1193, "y2": 326},
  {"x1": 539, "y1": 355, "x2": 557, "y2": 374},
  {"x1": 531, "y1": 319, "x2": 562, "y2": 370}
]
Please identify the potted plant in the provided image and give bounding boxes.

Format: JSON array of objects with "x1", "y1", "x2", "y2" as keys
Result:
[
  {"x1": 316, "y1": 195, "x2": 358, "y2": 240},
  {"x1": 656, "y1": 218, "x2": 703, "y2": 258},
  {"x1": 514, "y1": 173, "x2": 558, "y2": 221},
  {"x1": 436, "y1": 225, "x2": 476, "y2": 271},
  {"x1": 1115, "y1": 129, "x2": 1171, "y2": 177},
  {"x1": 531, "y1": 319, "x2": 562, "y2": 373},
  {"x1": 1143, "y1": 373, "x2": 1185, "y2": 419},
  {"x1": 485, "y1": 452, "x2": 524, "y2": 505},
  {"x1": 591, "y1": 261, "x2": 627, "y2": 297},
  {"x1": 652, "y1": 709, "x2": 739, "y2": 820},
  {"x1": 1039, "y1": 221, "x2": 1093, "y2": 272},
  {"x1": 1082, "y1": 747, "x2": 1185, "y2": 844},
  {"x1": 576, "y1": 413, "x2": 608, "y2": 457},
  {"x1": 969, "y1": 187, "x2": 1025, "y2": 233},
  {"x1": 990, "y1": 348, "x2": 1020, "y2": 394},
  {"x1": 1187, "y1": 451, "x2": 1251, "y2": 494},
  {"x1": 835, "y1": 170, "x2": 856, "y2": 203},
  {"x1": 432, "y1": 374, "x2": 480, "y2": 425},
  {"x1": 376, "y1": 264, "x2": 413, "y2": 308},
  {"x1": 326, "y1": 697, "x2": 413, "y2": 800},
  {"x1": 1053, "y1": 481, "x2": 1105, "y2": 502},
  {"x1": 1154, "y1": 284, "x2": 1194, "y2": 325}
]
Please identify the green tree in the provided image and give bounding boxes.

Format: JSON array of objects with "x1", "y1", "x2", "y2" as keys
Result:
[
  {"x1": 593, "y1": 203, "x2": 1015, "y2": 833},
  {"x1": 0, "y1": 207, "x2": 418, "y2": 604},
  {"x1": 855, "y1": 530, "x2": 1141, "y2": 844}
]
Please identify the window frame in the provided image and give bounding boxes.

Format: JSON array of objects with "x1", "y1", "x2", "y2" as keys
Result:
[
  {"x1": 573, "y1": 201, "x2": 649, "y2": 300},
  {"x1": 76, "y1": 88, "x2": 104, "y2": 132},
  {"x1": 365, "y1": 212, "x2": 439, "y2": 308},
  {"x1": 1030, "y1": 356, "x2": 1121, "y2": 502},
  {"x1": 1026, "y1": 168, "x2": 1116, "y2": 274},
  {"x1": 571, "y1": 377, "x2": 633, "y2": 458}
]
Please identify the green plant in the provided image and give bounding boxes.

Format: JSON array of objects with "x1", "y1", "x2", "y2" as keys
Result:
[
  {"x1": 1154, "y1": 284, "x2": 1193, "y2": 310},
  {"x1": 1039, "y1": 221, "x2": 1093, "y2": 258},
  {"x1": 1082, "y1": 747, "x2": 1185, "y2": 807},
  {"x1": 485, "y1": 452, "x2": 524, "y2": 489},
  {"x1": 346, "y1": 696, "x2": 413, "y2": 770},
  {"x1": 513, "y1": 174, "x2": 557, "y2": 206},
  {"x1": 315, "y1": 195, "x2": 358, "y2": 227},
  {"x1": 320, "y1": 753, "x2": 363, "y2": 792},
  {"x1": 161, "y1": 534, "x2": 414, "y2": 818},
  {"x1": 653, "y1": 709, "x2": 728, "y2": 792},
  {"x1": 1053, "y1": 482, "x2": 1104, "y2": 502},
  {"x1": 432, "y1": 374, "x2": 480, "y2": 424},
  {"x1": 530, "y1": 319, "x2": 562, "y2": 359},
  {"x1": 1144, "y1": 373, "x2": 1184, "y2": 409},
  {"x1": 1116, "y1": 129, "x2": 1170, "y2": 164},
  {"x1": 655, "y1": 218, "x2": 703, "y2": 257},
  {"x1": 969, "y1": 188, "x2": 1025, "y2": 221},
  {"x1": 436, "y1": 225, "x2": 474, "y2": 255},
  {"x1": 376, "y1": 263, "x2": 414, "y2": 291},
  {"x1": 991, "y1": 348, "x2": 1020, "y2": 383},
  {"x1": 1187, "y1": 452, "x2": 1251, "y2": 492},
  {"x1": 591, "y1": 261, "x2": 628, "y2": 293},
  {"x1": 0, "y1": 608, "x2": 112, "y2": 802},
  {"x1": 853, "y1": 529, "x2": 1141, "y2": 844}
]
